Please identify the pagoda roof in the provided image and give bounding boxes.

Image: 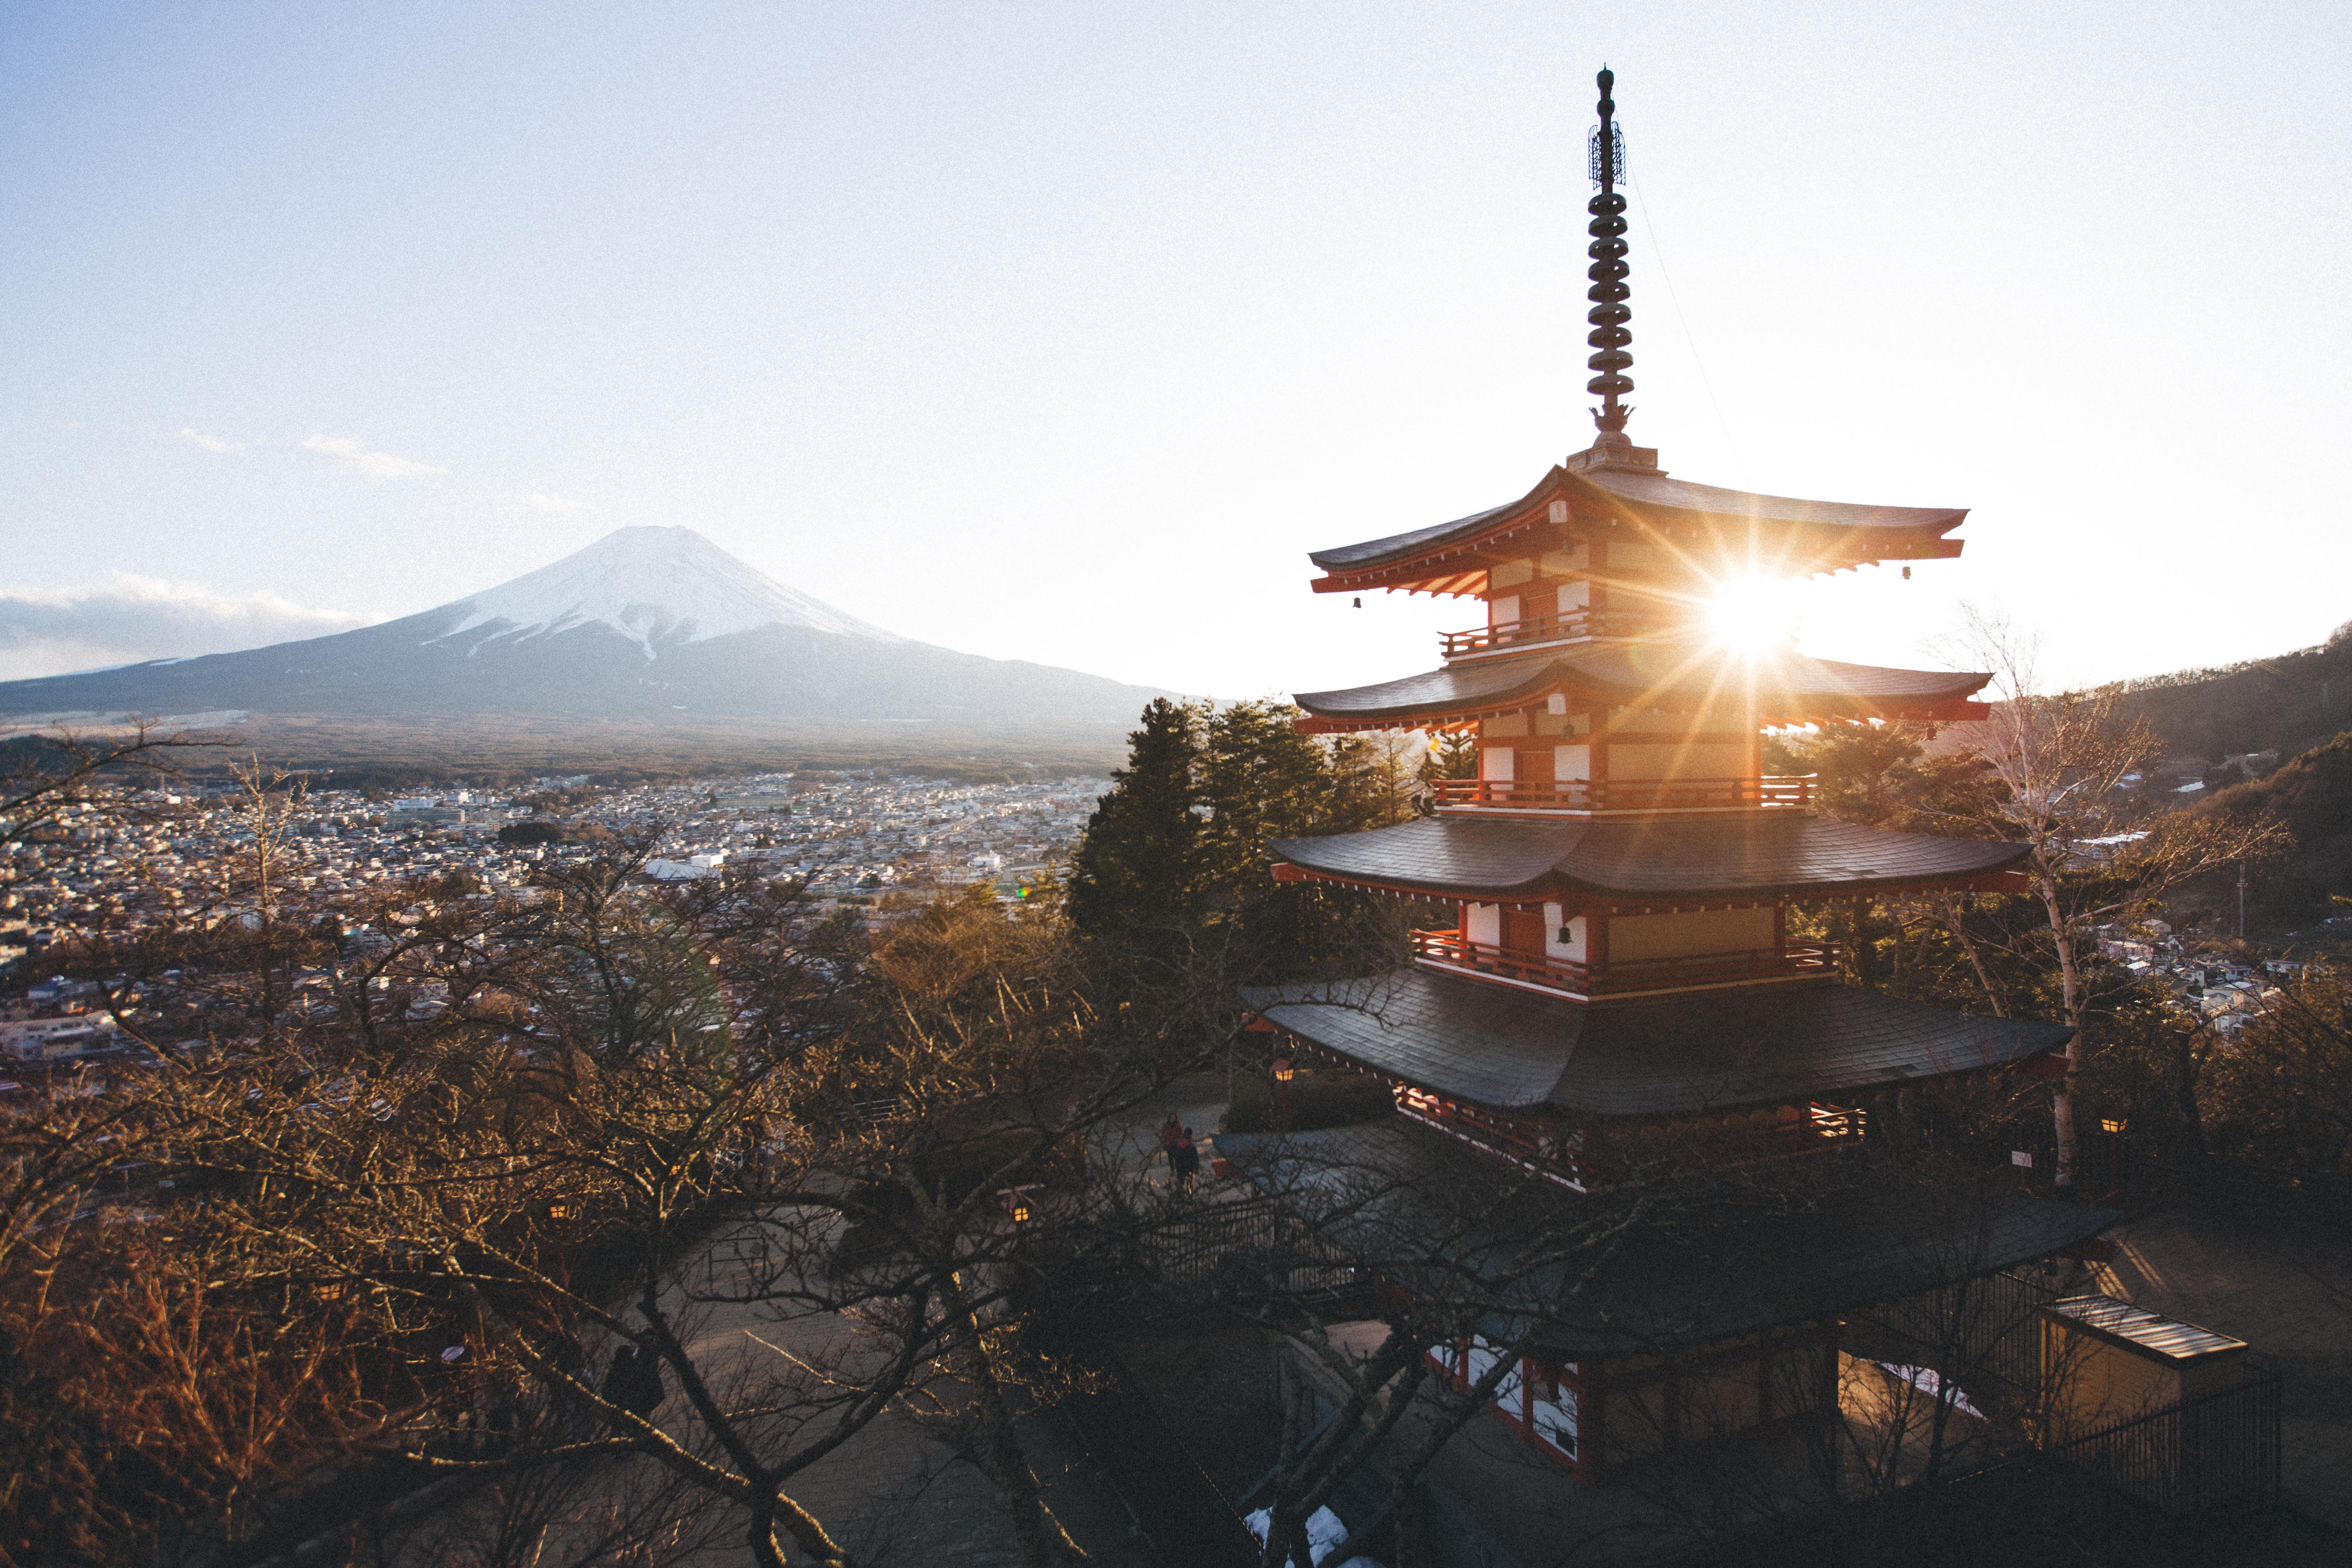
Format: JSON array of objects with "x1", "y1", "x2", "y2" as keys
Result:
[
  {"x1": 1240, "y1": 967, "x2": 2073, "y2": 1120},
  {"x1": 1214, "y1": 1119, "x2": 2113, "y2": 1359},
  {"x1": 1291, "y1": 642, "x2": 1991, "y2": 731},
  {"x1": 1268, "y1": 812, "x2": 2027, "y2": 903},
  {"x1": 1307, "y1": 457, "x2": 1967, "y2": 594}
]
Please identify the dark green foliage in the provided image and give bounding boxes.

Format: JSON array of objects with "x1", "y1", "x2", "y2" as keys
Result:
[
  {"x1": 1065, "y1": 699, "x2": 1204, "y2": 945},
  {"x1": 1416, "y1": 728, "x2": 1479, "y2": 791},
  {"x1": 1066, "y1": 699, "x2": 1403, "y2": 984},
  {"x1": 2199, "y1": 728, "x2": 2352, "y2": 927},
  {"x1": 2199, "y1": 974, "x2": 2352, "y2": 1176}
]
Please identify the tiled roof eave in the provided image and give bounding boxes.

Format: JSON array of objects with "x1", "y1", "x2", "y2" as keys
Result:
[{"x1": 1272, "y1": 854, "x2": 2032, "y2": 905}]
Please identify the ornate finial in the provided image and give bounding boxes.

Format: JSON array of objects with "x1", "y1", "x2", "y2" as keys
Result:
[{"x1": 1585, "y1": 66, "x2": 1633, "y2": 444}]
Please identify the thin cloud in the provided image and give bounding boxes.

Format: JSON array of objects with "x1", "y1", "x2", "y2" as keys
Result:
[
  {"x1": 526, "y1": 492, "x2": 586, "y2": 513},
  {"x1": 0, "y1": 574, "x2": 381, "y2": 682},
  {"x1": 302, "y1": 433, "x2": 449, "y2": 478},
  {"x1": 177, "y1": 427, "x2": 245, "y2": 454}
]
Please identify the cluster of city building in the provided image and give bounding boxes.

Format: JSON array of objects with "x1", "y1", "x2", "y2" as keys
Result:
[
  {"x1": 0, "y1": 767, "x2": 1105, "y2": 1078},
  {"x1": 2096, "y1": 919, "x2": 2312, "y2": 1035},
  {"x1": 572, "y1": 770, "x2": 1097, "y2": 894}
]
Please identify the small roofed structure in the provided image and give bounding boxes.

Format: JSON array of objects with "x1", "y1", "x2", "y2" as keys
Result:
[{"x1": 2042, "y1": 1294, "x2": 2250, "y2": 1429}]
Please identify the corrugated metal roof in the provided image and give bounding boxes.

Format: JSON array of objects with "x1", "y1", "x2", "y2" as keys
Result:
[{"x1": 2045, "y1": 1294, "x2": 2248, "y2": 1361}]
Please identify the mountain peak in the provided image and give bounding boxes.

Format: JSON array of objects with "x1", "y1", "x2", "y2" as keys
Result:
[{"x1": 432, "y1": 526, "x2": 900, "y2": 656}]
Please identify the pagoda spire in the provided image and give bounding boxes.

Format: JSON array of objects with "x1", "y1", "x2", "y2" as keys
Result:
[{"x1": 1585, "y1": 66, "x2": 1634, "y2": 445}]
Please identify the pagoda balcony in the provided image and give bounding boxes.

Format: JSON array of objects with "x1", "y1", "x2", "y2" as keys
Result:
[
  {"x1": 1429, "y1": 775, "x2": 1815, "y2": 814},
  {"x1": 1410, "y1": 929, "x2": 1841, "y2": 998},
  {"x1": 1438, "y1": 608, "x2": 1649, "y2": 659}
]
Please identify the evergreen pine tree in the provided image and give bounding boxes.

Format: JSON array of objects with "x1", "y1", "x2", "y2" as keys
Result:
[{"x1": 1066, "y1": 697, "x2": 1204, "y2": 943}]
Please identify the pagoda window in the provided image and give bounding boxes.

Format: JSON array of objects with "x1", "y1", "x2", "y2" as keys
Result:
[
  {"x1": 1463, "y1": 903, "x2": 1501, "y2": 948},
  {"x1": 1466, "y1": 1335, "x2": 1525, "y2": 1420},
  {"x1": 1489, "y1": 593, "x2": 1520, "y2": 629},
  {"x1": 1528, "y1": 1363, "x2": 1580, "y2": 1459},
  {"x1": 1490, "y1": 558, "x2": 1536, "y2": 589},
  {"x1": 1556, "y1": 579, "x2": 1591, "y2": 615},
  {"x1": 1555, "y1": 742, "x2": 1592, "y2": 782},
  {"x1": 1479, "y1": 748, "x2": 1513, "y2": 784}
]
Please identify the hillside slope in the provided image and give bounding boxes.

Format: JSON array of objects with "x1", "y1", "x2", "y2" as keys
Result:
[
  {"x1": 2198, "y1": 728, "x2": 2352, "y2": 929},
  {"x1": 2109, "y1": 629, "x2": 2352, "y2": 764}
]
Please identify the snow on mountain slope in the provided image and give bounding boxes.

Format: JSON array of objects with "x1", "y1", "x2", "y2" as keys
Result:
[{"x1": 433, "y1": 526, "x2": 903, "y2": 657}]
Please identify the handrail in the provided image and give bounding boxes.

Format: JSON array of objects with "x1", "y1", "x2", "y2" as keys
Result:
[
  {"x1": 1439, "y1": 608, "x2": 1647, "y2": 658},
  {"x1": 1430, "y1": 775, "x2": 1814, "y2": 813},
  {"x1": 1411, "y1": 930, "x2": 1840, "y2": 996}
]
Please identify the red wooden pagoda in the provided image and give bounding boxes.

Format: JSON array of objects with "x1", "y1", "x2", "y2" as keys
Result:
[{"x1": 1232, "y1": 69, "x2": 2092, "y2": 1478}]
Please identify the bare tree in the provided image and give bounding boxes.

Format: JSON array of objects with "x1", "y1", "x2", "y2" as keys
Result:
[{"x1": 1939, "y1": 612, "x2": 2286, "y2": 1190}]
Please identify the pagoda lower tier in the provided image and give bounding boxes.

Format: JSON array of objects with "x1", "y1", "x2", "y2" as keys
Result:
[
  {"x1": 1241, "y1": 969, "x2": 2074, "y2": 1192},
  {"x1": 1291, "y1": 642, "x2": 1992, "y2": 735}
]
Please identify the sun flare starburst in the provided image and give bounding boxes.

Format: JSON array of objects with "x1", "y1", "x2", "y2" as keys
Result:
[{"x1": 1704, "y1": 572, "x2": 1793, "y2": 654}]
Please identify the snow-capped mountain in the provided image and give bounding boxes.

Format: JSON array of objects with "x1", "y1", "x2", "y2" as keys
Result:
[
  {"x1": 0, "y1": 527, "x2": 1169, "y2": 726},
  {"x1": 434, "y1": 526, "x2": 902, "y2": 655}
]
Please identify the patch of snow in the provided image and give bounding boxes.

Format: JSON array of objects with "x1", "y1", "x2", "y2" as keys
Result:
[
  {"x1": 2176, "y1": 781, "x2": 2205, "y2": 793},
  {"x1": 427, "y1": 526, "x2": 902, "y2": 658}
]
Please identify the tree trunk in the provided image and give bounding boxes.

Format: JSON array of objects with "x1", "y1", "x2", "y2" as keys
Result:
[{"x1": 2041, "y1": 875, "x2": 2087, "y2": 1191}]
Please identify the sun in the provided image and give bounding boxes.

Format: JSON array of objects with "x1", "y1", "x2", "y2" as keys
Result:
[{"x1": 1704, "y1": 572, "x2": 1793, "y2": 653}]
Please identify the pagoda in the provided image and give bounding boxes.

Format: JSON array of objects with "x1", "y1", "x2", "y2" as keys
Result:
[{"x1": 1232, "y1": 71, "x2": 2097, "y2": 1478}]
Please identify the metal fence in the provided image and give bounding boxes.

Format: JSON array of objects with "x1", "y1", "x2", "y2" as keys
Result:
[
  {"x1": 1844, "y1": 1267, "x2": 2060, "y2": 1401},
  {"x1": 2045, "y1": 1363, "x2": 2282, "y2": 1515},
  {"x1": 1142, "y1": 1193, "x2": 1362, "y2": 1304}
]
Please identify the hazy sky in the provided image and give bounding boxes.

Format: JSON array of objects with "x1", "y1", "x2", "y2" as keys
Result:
[{"x1": 4, "y1": 2, "x2": 2348, "y2": 700}]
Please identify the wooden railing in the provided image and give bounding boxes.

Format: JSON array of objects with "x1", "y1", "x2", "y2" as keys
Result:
[
  {"x1": 1411, "y1": 929, "x2": 1840, "y2": 996},
  {"x1": 1438, "y1": 608, "x2": 1647, "y2": 658},
  {"x1": 1429, "y1": 775, "x2": 1814, "y2": 813}
]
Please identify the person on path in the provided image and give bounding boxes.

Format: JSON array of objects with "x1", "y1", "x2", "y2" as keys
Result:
[{"x1": 1170, "y1": 1126, "x2": 1201, "y2": 1195}]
